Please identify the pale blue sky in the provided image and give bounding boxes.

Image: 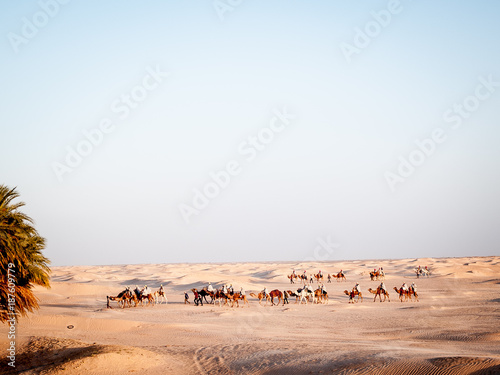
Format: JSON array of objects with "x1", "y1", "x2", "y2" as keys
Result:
[{"x1": 1, "y1": 1, "x2": 499, "y2": 266}]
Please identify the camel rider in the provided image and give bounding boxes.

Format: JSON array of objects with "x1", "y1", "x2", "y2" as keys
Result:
[
  {"x1": 207, "y1": 282, "x2": 214, "y2": 293},
  {"x1": 229, "y1": 284, "x2": 234, "y2": 294},
  {"x1": 134, "y1": 285, "x2": 141, "y2": 298},
  {"x1": 340, "y1": 269, "x2": 343, "y2": 276},
  {"x1": 143, "y1": 285, "x2": 152, "y2": 296},
  {"x1": 379, "y1": 282, "x2": 386, "y2": 293},
  {"x1": 320, "y1": 284, "x2": 326, "y2": 295},
  {"x1": 319, "y1": 270, "x2": 322, "y2": 277},
  {"x1": 401, "y1": 282, "x2": 408, "y2": 292},
  {"x1": 263, "y1": 287, "x2": 268, "y2": 299},
  {"x1": 410, "y1": 283, "x2": 416, "y2": 292},
  {"x1": 380, "y1": 267, "x2": 384, "y2": 276},
  {"x1": 240, "y1": 286, "x2": 245, "y2": 296},
  {"x1": 292, "y1": 269, "x2": 296, "y2": 276},
  {"x1": 222, "y1": 284, "x2": 228, "y2": 294},
  {"x1": 354, "y1": 282, "x2": 361, "y2": 294}
]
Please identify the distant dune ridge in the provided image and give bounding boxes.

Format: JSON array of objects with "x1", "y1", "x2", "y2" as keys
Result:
[{"x1": 2, "y1": 256, "x2": 500, "y2": 374}]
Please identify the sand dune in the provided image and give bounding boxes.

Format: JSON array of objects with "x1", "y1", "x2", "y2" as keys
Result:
[{"x1": 1, "y1": 256, "x2": 500, "y2": 374}]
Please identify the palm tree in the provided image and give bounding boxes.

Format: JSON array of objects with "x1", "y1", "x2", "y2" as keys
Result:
[{"x1": 0, "y1": 185, "x2": 50, "y2": 322}]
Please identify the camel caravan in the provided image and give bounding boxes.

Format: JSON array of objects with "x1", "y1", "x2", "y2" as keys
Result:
[
  {"x1": 106, "y1": 266, "x2": 423, "y2": 309},
  {"x1": 414, "y1": 265, "x2": 430, "y2": 278},
  {"x1": 107, "y1": 285, "x2": 167, "y2": 309},
  {"x1": 288, "y1": 269, "x2": 346, "y2": 284}
]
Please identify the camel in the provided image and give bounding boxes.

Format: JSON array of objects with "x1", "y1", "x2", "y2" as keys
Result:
[
  {"x1": 218, "y1": 290, "x2": 232, "y2": 306},
  {"x1": 409, "y1": 286, "x2": 419, "y2": 302},
  {"x1": 268, "y1": 290, "x2": 283, "y2": 306},
  {"x1": 394, "y1": 287, "x2": 410, "y2": 302},
  {"x1": 227, "y1": 292, "x2": 249, "y2": 307},
  {"x1": 314, "y1": 289, "x2": 328, "y2": 304},
  {"x1": 288, "y1": 274, "x2": 298, "y2": 284},
  {"x1": 332, "y1": 272, "x2": 346, "y2": 282},
  {"x1": 199, "y1": 288, "x2": 215, "y2": 304},
  {"x1": 344, "y1": 289, "x2": 363, "y2": 303},
  {"x1": 313, "y1": 273, "x2": 324, "y2": 284},
  {"x1": 107, "y1": 288, "x2": 136, "y2": 308},
  {"x1": 299, "y1": 274, "x2": 308, "y2": 285},
  {"x1": 368, "y1": 287, "x2": 390, "y2": 302},
  {"x1": 153, "y1": 289, "x2": 168, "y2": 304},
  {"x1": 287, "y1": 290, "x2": 301, "y2": 303},
  {"x1": 249, "y1": 292, "x2": 270, "y2": 305},
  {"x1": 296, "y1": 287, "x2": 316, "y2": 304}
]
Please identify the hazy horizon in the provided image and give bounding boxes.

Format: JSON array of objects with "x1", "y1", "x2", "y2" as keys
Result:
[{"x1": 1, "y1": 1, "x2": 499, "y2": 266}]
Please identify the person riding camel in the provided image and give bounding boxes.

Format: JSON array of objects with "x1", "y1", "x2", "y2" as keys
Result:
[
  {"x1": 229, "y1": 284, "x2": 234, "y2": 295},
  {"x1": 159, "y1": 284, "x2": 164, "y2": 293},
  {"x1": 240, "y1": 286, "x2": 245, "y2": 296},
  {"x1": 207, "y1": 282, "x2": 214, "y2": 293},
  {"x1": 134, "y1": 285, "x2": 141, "y2": 298},
  {"x1": 354, "y1": 282, "x2": 361, "y2": 294},
  {"x1": 318, "y1": 270, "x2": 323, "y2": 277},
  {"x1": 410, "y1": 283, "x2": 416, "y2": 292},
  {"x1": 143, "y1": 285, "x2": 151, "y2": 296},
  {"x1": 222, "y1": 284, "x2": 228, "y2": 294},
  {"x1": 401, "y1": 282, "x2": 408, "y2": 292},
  {"x1": 380, "y1": 267, "x2": 384, "y2": 276},
  {"x1": 262, "y1": 287, "x2": 268, "y2": 299},
  {"x1": 379, "y1": 282, "x2": 386, "y2": 293},
  {"x1": 292, "y1": 269, "x2": 296, "y2": 276}
]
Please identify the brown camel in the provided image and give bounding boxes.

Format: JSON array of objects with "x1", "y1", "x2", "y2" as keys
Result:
[
  {"x1": 394, "y1": 287, "x2": 410, "y2": 302},
  {"x1": 313, "y1": 273, "x2": 324, "y2": 283},
  {"x1": 249, "y1": 292, "x2": 270, "y2": 305},
  {"x1": 368, "y1": 287, "x2": 390, "y2": 302},
  {"x1": 228, "y1": 292, "x2": 249, "y2": 307},
  {"x1": 344, "y1": 289, "x2": 363, "y2": 303},
  {"x1": 332, "y1": 272, "x2": 346, "y2": 282},
  {"x1": 287, "y1": 290, "x2": 301, "y2": 303},
  {"x1": 107, "y1": 288, "x2": 137, "y2": 308},
  {"x1": 314, "y1": 289, "x2": 328, "y2": 304},
  {"x1": 268, "y1": 290, "x2": 283, "y2": 306},
  {"x1": 213, "y1": 290, "x2": 230, "y2": 306},
  {"x1": 409, "y1": 287, "x2": 419, "y2": 302}
]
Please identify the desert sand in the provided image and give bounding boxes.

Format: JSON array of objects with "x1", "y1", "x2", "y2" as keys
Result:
[{"x1": 1, "y1": 256, "x2": 500, "y2": 374}]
